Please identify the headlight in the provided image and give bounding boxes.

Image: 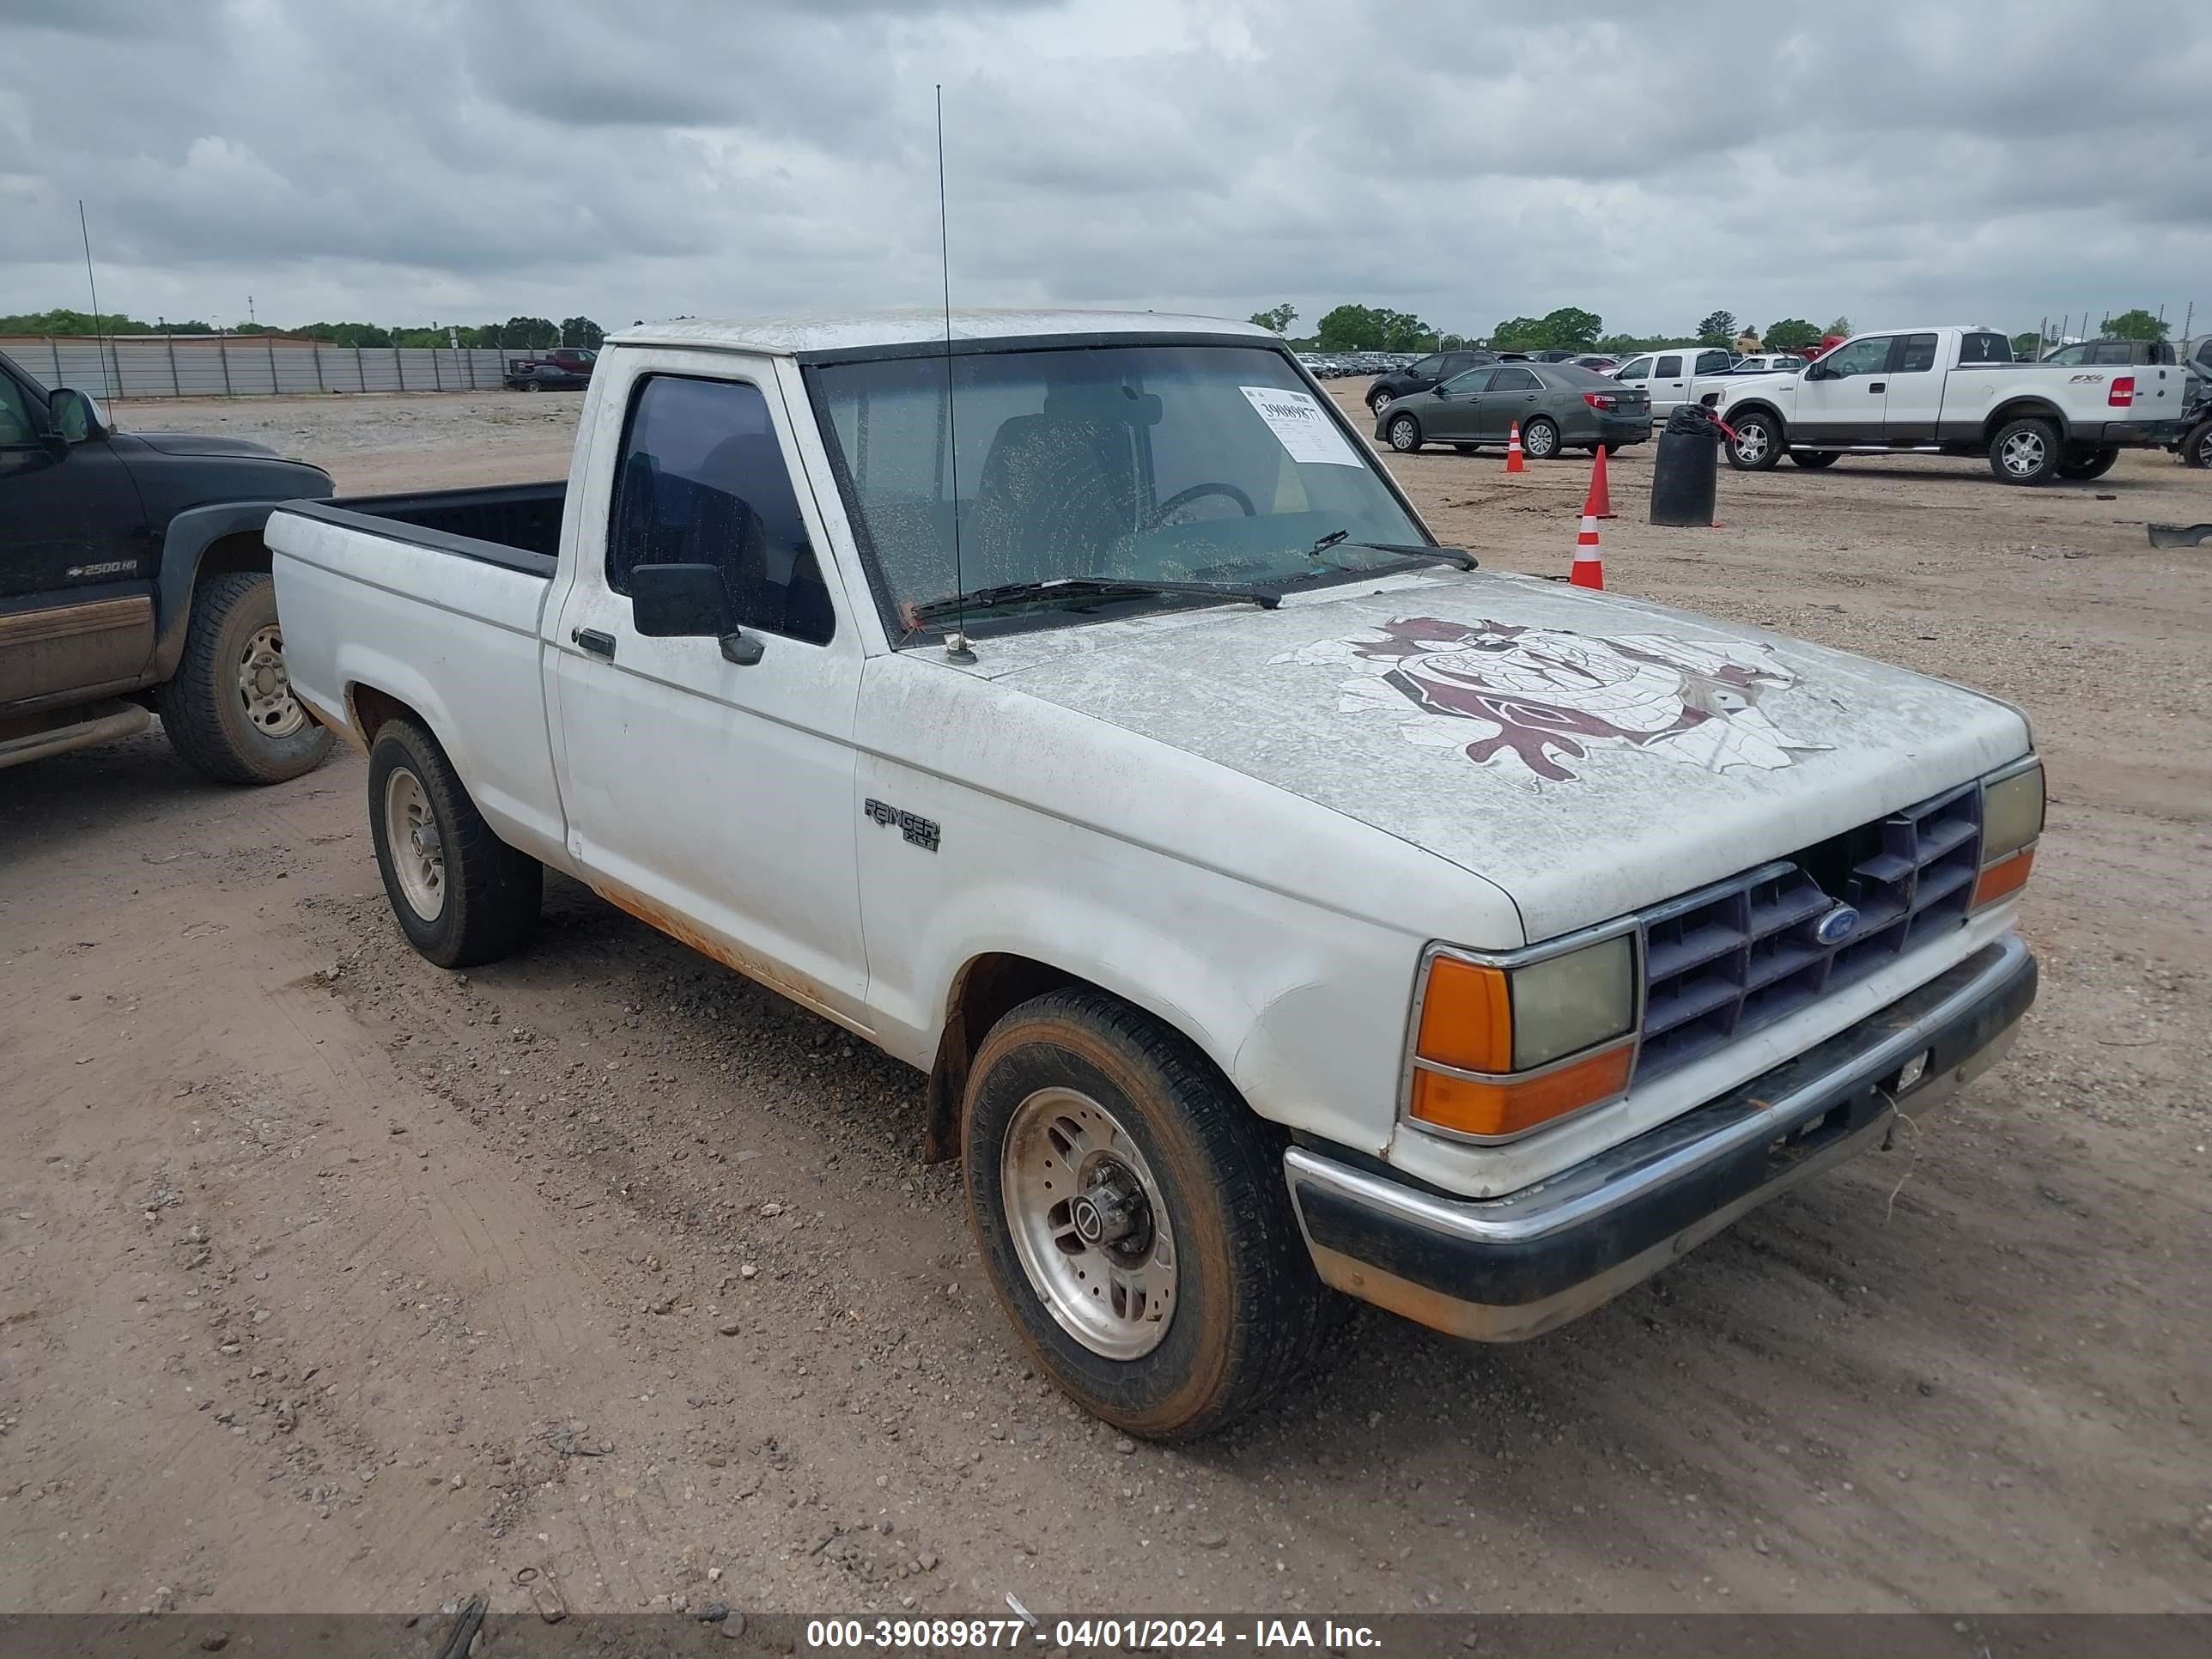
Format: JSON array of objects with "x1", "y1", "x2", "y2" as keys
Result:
[
  {"x1": 1407, "y1": 935, "x2": 1636, "y2": 1140},
  {"x1": 1973, "y1": 758, "x2": 2043, "y2": 908}
]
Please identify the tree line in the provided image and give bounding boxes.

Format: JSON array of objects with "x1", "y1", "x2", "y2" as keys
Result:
[
  {"x1": 0, "y1": 308, "x2": 607, "y2": 351},
  {"x1": 1249, "y1": 302, "x2": 2182, "y2": 356}
]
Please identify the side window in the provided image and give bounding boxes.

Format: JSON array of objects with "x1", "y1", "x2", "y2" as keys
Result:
[
  {"x1": 1442, "y1": 368, "x2": 1496, "y2": 394},
  {"x1": 1491, "y1": 367, "x2": 1541, "y2": 392},
  {"x1": 1821, "y1": 337, "x2": 1892, "y2": 377},
  {"x1": 1653, "y1": 355, "x2": 1684, "y2": 377},
  {"x1": 2043, "y1": 343, "x2": 2084, "y2": 366},
  {"x1": 1895, "y1": 333, "x2": 1939, "y2": 373},
  {"x1": 2194, "y1": 339, "x2": 2212, "y2": 370},
  {"x1": 608, "y1": 374, "x2": 834, "y2": 646},
  {"x1": 1408, "y1": 356, "x2": 1444, "y2": 378},
  {"x1": 1616, "y1": 356, "x2": 1651, "y2": 380},
  {"x1": 1957, "y1": 332, "x2": 2009, "y2": 364},
  {"x1": 0, "y1": 371, "x2": 39, "y2": 447}
]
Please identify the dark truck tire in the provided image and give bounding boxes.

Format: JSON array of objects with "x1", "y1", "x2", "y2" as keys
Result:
[
  {"x1": 154, "y1": 571, "x2": 335, "y2": 785},
  {"x1": 367, "y1": 718, "x2": 541, "y2": 969},
  {"x1": 2057, "y1": 446, "x2": 2120, "y2": 481},
  {"x1": 963, "y1": 988, "x2": 1331, "y2": 1441},
  {"x1": 1990, "y1": 416, "x2": 2061, "y2": 484},
  {"x1": 1789, "y1": 450, "x2": 1839, "y2": 469},
  {"x1": 2181, "y1": 417, "x2": 2211, "y2": 470}
]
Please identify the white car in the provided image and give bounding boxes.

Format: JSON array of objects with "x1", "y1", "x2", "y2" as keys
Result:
[
  {"x1": 272, "y1": 309, "x2": 2042, "y2": 1438},
  {"x1": 1612, "y1": 345, "x2": 1735, "y2": 417},
  {"x1": 1711, "y1": 325, "x2": 2198, "y2": 483}
]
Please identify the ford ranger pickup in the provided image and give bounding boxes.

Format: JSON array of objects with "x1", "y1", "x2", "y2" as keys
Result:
[{"x1": 270, "y1": 311, "x2": 2042, "y2": 1438}]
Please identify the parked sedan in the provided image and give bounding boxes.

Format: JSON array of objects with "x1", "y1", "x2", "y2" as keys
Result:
[
  {"x1": 1373, "y1": 362, "x2": 1652, "y2": 458},
  {"x1": 506, "y1": 362, "x2": 590, "y2": 392}
]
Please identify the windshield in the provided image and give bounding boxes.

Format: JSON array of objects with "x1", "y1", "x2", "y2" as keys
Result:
[{"x1": 805, "y1": 342, "x2": 1431, "y2": 639}]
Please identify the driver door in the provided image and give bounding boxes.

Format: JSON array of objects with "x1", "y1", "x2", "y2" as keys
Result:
[
  {"x1": 1793, "y1": 335, "x2": 1893, "y2": 445},
  {"x1": 1425, "y1": 368, "x2": 1493, "y2": 439}
]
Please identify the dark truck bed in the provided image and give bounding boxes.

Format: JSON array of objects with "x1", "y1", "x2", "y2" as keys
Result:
[{"x1": 279, "y1": 482, "x2": 565, "y2": 577}]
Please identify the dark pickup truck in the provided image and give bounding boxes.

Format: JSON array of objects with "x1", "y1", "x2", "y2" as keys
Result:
[{"x1": 2, "y1": 346, "x2": 337, "y2": 780}]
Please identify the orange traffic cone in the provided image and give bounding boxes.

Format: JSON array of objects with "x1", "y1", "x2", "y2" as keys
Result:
[
  {"x1": 1571, "y1": 510, "x2": 1604, "y2": 588},
  {"x1": 1506, "y1": 421, "x2": 1526, "y2": 473},
  {"x1": 1587, "y1": 445, "x2": 1614, "y2": 519}
]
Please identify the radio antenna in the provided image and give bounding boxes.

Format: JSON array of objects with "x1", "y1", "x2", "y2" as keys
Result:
[
  {"x1": 935, "y1": 83, "x2": 975, "y2": 664},
  {"x1": 78, "y1": 201, "x2": 113, "y2": 402}
]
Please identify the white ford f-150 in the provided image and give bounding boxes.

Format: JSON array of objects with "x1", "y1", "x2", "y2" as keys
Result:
[
  {"x1": 271, "y1": 311, "x2": 2042, "y2": 1438},
  {"x1": 1709, "y1": 324, "x2": 2194, "y2": 483}
]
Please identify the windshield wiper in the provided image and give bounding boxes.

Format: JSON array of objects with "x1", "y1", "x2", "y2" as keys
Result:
[
  {"x1": 905, "y1": 574, "x2": 1281, "y2": 629},
  {"x1": 1307, "y1": 529, "x2": 1478, "y2": 571}
]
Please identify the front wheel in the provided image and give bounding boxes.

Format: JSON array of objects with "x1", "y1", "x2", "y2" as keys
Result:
[
  {"x1": 1725, "y1": 410, "x2": 1783, "y2": 470},
  {"x1": 367, "y1": 719, "x2": 542, "y2": 969},
  {"x1": 1387, "y1": 414, "x2": 1423, "y2": 453},
  {"x1": 2057, "y1": 446, "x2": 2119, "y2": 481},
  {"x1": 154, "y1": 571, "x2": 335, "y2": 785},
  {"x1": 1368, "y1": 389, "x2": 1394, "y2": 416},
  {"x1": 963, "y1": 989, "x2": 1331, "y2": 1440},
  {"x1": 1990, "y1": 417, "x2": 2060, "y2": 484}
]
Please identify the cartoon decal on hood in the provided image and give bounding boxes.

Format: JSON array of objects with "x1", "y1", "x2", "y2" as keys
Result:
[{"x1": 1273, "y1": 617, "x2": 1829, "y2": 785}]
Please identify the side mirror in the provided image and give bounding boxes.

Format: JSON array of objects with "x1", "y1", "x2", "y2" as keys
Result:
[
  {"x1": 629, "y1": 562, "x2": 763, "y2": 665},
  {"x1": 1431, "y1": 384, "x2": 1450, "y2": 399},
  {"x1": 46, "y1": 386, "x2": 103, "y2": 446}
]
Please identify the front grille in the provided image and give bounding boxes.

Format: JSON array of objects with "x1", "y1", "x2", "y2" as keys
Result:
[{"x1": 1634, "y1": 782, "x2": 1983, "y2": 1084}]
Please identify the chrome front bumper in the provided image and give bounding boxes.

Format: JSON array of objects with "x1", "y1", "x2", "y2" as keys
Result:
[{"x1": 1285, "y1": 935, "x2": 2036, "y2": 1341}]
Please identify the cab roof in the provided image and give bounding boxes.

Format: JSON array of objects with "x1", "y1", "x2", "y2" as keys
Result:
[{"x1": 610, "y1": 308, "x2": 1273, "y2": 360}]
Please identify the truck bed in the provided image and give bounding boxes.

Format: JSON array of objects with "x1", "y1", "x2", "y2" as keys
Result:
[{"x1": 281, "y1": 481, "x2": 566, "y2": 576}]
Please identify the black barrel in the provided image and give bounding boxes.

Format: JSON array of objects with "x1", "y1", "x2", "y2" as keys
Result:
[{"x1": 1650, "y1": 403, "x2": 1723, "y2": 526}]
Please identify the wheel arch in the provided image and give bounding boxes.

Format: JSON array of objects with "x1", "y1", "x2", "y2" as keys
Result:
[
  {"x1": 1724, "y1": 397, "x2": 1787, "y2": 436},
  {"x1": 1984, "y1": 398, "x2": 2070, "y2": 445},
  {"x1": 149, "y1": 502, "x2": 288, "y2": 680}
]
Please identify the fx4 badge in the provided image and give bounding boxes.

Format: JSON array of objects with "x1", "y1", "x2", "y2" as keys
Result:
[{"x1": 863, "y1": 798, "x2": 940, "y2": 853}]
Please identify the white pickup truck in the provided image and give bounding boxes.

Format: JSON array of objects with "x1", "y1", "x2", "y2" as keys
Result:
[
  {"x1": 1710, "y1": 325, "x2": 2197, "y2": 482},
  {"x1": 270, "y1": 311, "x2": 2042, "y2": 1439}
]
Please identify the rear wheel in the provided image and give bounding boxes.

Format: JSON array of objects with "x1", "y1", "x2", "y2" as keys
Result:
[
  {"x1": 1387, "y1": 414, "x2": 1423, "y2": 453},
  {"x1": 963, "y1": 988, "x2": 1331, "y2": 1440},
  {"x1": 154, "y1": 571, "x2": 335, "y2": 785},
  {"x1": 1789, "y1": 449, "x2": 1839, "y2": 469},
  {"x1": 367, "y1": 719, "x2": 542, "y2": 969},
  {"x1": 2189, "y1": 419, "x2": 2212, "y2": 470},
  {"x1": 2057, "y1": 446, "x2": 2120, "y2": 481},
  {"x1": 1453, "y1": 443, "x2": 1478, "y2": 455},
  {"x1": 1521, "y1": 416, "x2": 1559, "y2": 459},
  {"x1": 1725, "y1": 410, "x2": 1783, "y2": 470},
  {"x1": 1990, "y1": 417, "x2": 2060, "y2": 484}
]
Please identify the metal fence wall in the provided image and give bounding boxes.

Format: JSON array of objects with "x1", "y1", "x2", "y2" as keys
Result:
[{"x1": 6, "y1": 337, "x2": 516, "y2": 398}]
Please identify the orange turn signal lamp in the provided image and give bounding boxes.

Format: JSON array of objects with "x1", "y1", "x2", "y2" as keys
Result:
[
  {"x1": 1972, "y1": 844, "x2": 2034, "y2": 908},
  {"x1": 1408, "y1": 952, "x2": 1634, "y2": 1140}
]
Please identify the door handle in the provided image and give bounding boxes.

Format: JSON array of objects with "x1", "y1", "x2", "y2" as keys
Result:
[
  {"x1": 572, "y1": 627, "x2": 616, "y2": 660},
  {"x1": 1869, "y1": 382, "x2": 1886, "y2": 393}
]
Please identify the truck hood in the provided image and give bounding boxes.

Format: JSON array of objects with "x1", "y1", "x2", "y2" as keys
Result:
[
  {"x1": 126, "y1": 429, "x2": 284, "y2": 459},
  {"x1": 965, "y1": 570, "x2": 2030, "y2": 940}
]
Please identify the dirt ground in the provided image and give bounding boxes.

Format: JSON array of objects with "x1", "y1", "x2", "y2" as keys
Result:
[{"x1": 3, "y1": 386, "x2": 2207, "y2": 1620}]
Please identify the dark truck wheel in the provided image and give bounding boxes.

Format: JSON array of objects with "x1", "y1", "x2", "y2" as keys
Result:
[
  {"x1": 2057, "y1": 446, "x2": 2119, "y2": 481},
  {"x1": 154, "y1": 571, "x2": 334, "y2": 785},
  {"x1": 1724, "y1": 410, "x2": 1783, "y2": 470},
  {"x1": 1990, "y1": 417, "x2": 2061, "y2": 484},
  {"x1": 963, "y1": 988, "x2": 1330, "y2": 1441},
  {"x1": 2180, "y1": 418, "x2": 2211, "y2": 470},
  {"x1": 367, "y1": 718, "x2": 541, "y2": 969},
  {"x1": 1789, "y1": 450, "x2": 1839, "y2": 469}
]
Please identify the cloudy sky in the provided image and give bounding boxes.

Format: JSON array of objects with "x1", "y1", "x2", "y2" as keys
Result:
[{"x1": 3, "y1": 0, "x2": 2209, "y2": 343}]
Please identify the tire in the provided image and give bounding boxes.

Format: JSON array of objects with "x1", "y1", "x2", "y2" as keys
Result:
[
  {"x1": 2180, "y1": 420, "x2": 2210, "y2": 469},
  {"x1": 366, "y1": 718, "x2": 542, "y2": 969},
  {"x1": 1387, "y1": 414, "x2": 1423, "y2": 453},
  {"x1": 1989, "y1": 417, "x2": 2060, "y2": 484},
  {"x1": 153, "y1": 571, "x2": 335, "y2": 785},
  {"x1": 2057, "y1": 446, "x2": 2120, "y2": 481},
  {"x1": 1453, "y1": 444, "x2": 1478, "y2": 455},
  {"x1": 1725, "y1": 410, "x2": 1783, "y2": 470},
  {"x1": 963, "y1": 988, "x2": 1331, "y2": 1441},
  {"x1": 1521, "y1": 416, "x2": 1559, "y2": 459},
  {"x1": 1368, "y1": 389, "x2": 1393, "y2": 416},
  {"x1": 524, "y1": 379, "x2": 543, "y2": 392},
  {"x1": 1789, "y1": 450, "x2": 1839, "y2": 469}
]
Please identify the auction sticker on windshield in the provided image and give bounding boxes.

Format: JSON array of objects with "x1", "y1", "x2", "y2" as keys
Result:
[{"x1": 1241, "y1": 386, "x2": 1364, "y2": 466}]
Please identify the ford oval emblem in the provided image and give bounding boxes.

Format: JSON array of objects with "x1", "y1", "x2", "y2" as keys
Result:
[{"x1": 1813, "y1": 905, "x2": 1861, "y2": 946}]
